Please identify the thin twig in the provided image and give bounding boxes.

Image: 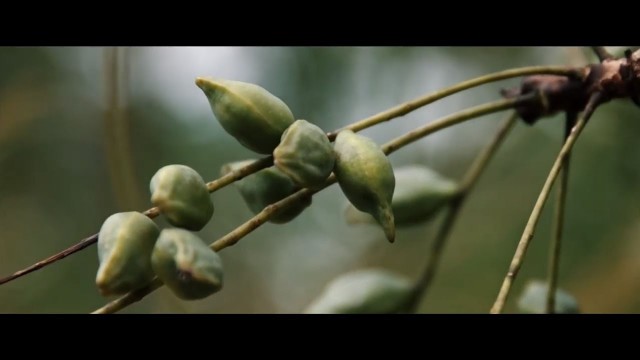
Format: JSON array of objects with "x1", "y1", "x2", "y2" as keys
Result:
[
  {"x1": 405, "y1": 111, "x2": 519, "y2": 312},
  {"x1": 545, "y1": 112, "x2": 575, "y2": 313},
  {"x1": 591, "y1": 47, "x2": 613, "y2": 62},
  {"x1": 490, "y1": 92, "x2": 603, "y2": 314},
  {"x1": 380, "y1": 95, "x2": 533, "y2": 154},
  {"x1": 330, "y1": 66, "x2": 577, "y2": 140},
  {"x1": 0, "y1": 157, "x2": 273, "y2": 286},
  {"x1": 0, "y1": 66, "x2": 568, "y2": 286},
  {"x1": 92, "y1": 96, "x2": 537, "y2": 314}
]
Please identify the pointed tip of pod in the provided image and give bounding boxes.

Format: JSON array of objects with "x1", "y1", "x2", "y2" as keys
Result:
[
  {"x1": 195, "y1": 76, "x2": 206, "y2": 86},
  {"x1": 375, "y1": 204, "x2": 395, "y2": 243},
  {"x1": 95, "y1": 272, "x2": 110, "y2": 296},
  {"x1": 195, "y1": 77, "x2": 220, "y2": 95},
  {"x1": 194, "y1": 76, "x2": 208, "y2": 90}
]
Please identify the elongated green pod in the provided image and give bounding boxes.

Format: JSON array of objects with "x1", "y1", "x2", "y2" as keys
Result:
[
  {"x1": 196, "y1": 77, "x2": 295, "y2": 154},
  {"x1": 345, "y1": 165, "x2": 459, "y2": 226},
  {"x1": 517, "y1": 280, "x2": 580, "y2": 314},
  {"x1": 150, "y1": 165, "x2": 214, "y2": 231},
  {"x1": 221, "y1": 161, "x2": 312, "y2": 224},
  {"x1": 96, "y1": 212, "x2": 160, "y2": 296},
  {"x1": 152, "y1": 229, "x2": 224, "y2": 300},
  {"x1": 304, "y1": 269, "x2": 414, "y2": 314},
  {"x1": 333, "y1": 130, "x2": 395, "y2": 242},
  {"x1": 273, "y1": 119, "x2": 335, "y2": 188}
]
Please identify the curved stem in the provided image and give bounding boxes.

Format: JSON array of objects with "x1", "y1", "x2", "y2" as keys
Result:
[
  {"x1": 381, "y1": 95, "x2": 533, "y2": 153},
  {"x1": 331, "y1": 66, "x2": 577, "y2": 140},
  {"x1": 545, "y1": 154, "x2": 570, "y2": 314},
  {"x1": 405, "y1": 111, "x2": 519, "y2": 312},
  {"x1": 490, "y1": 93, "x2": 603, "y2": 314},
  {"x1": 92, "y1": 95, "x2": 538, "y2": 314},
  {"x1": 0, "y1": 66, "x2": 568, "y2": 287},
  {"x1": 545, "y1": 113, "x2": 575, "y2": 313}
]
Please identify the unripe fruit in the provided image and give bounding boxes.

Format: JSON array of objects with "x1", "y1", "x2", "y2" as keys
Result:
[
  {"x1": 150, "y1": 165, "x2": 213, "y2": 231},
  {"x1": 151, "y1": 229, "x2": 224, "y2": 300},
  {"x1": 334, "y1": 130, "x2": 396, "y2": 242},
  {"x1": 273, "y1": 119, "x2": 335, "y2": 188},
  {"x1": 96, "y1": 212, "x2": 159, "y2": 296},
  {"x1": 304, "y1": 269, "x2": 414, "y2": 314},
  {"x1": 196, "y1": 77, "x2": 295, "y2": 154}
]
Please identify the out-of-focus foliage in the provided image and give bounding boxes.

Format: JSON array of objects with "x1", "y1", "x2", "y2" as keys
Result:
[{"x1": 1, "y1": 47, "x2": 640, "y2": 313}]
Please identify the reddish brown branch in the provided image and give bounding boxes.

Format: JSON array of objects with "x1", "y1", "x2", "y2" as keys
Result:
[
  {"x1": 591, "y1": 47, "x2": 613, "y2": 62},
  {"x1": 0, "y1": 207, "x2": 161, "y2": 285},
  {"x1": 502, "y1": 48, "x2": 640, "y2": 124},
  {"x1": 0, "y1": 234, "x2": 98, "y2": 285}
]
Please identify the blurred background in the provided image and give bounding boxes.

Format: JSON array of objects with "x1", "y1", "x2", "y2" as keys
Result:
[{"x1": 1, "y1": 46, "x2": 639, "y2": 314}]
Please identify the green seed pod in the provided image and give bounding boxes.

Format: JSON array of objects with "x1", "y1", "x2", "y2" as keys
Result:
[
  {"x1": 333, "y1": 130, "x2": 395, "y2": 242},
  {"x1": 304, "y1": 269, "x2": 414, "y2": 314},
  {"x1": 517, "y1": 280, "x2": 580, "y2": 314},
  {"x1": 195, "y1": 77, "x2": 295, "y2": 154},
  {"x1": 221, "y1": 161, "x2": 312, "y2": 224},
  {"x1": 273, "y1": 119, "x2": 335, "y2": 188},
  {"x1": 345, "y1": 165, "x2": 459, "y2": 227},
  {"x1": 96, "y1": 212, "x2": 160, "y2": 296},
  {"x1": 150, "y1": 165, "x2": 214, "y2": 231},
  {"x1": 151, "y1": 229, "x2": 224, "y2": 300}
]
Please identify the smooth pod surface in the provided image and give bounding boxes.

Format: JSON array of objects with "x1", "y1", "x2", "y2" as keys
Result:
[
  {"x1": 304, "y1": 269, "x2": 414, "y2": 314},
  {"x1": 333, "y1": 130, "x2": 396, "y2": 242},
  {"x1": 273, "y1": 119, "x2": 335, "y2": 188},
  {"x1": 517, "y1": 280, "x2": 580, "y2": 314},
  {"x1": 196, "y1": 77, "x2": 295, "y2": 154},
  {"x1": 150, "y1": 164, "x2": 214, "y2": 231},
  {"x1": 345, "y1": 165, "x2": 459, "y2": 226},
  {"x1": 222, "y1": 161, "x2": 312, "y2": 224},
  {"x1": 151, "y1": 228, "x2": 224, "y2": 300},
  {"x1": 96, "y1": 212, "x2": 160, "y2": 296}
]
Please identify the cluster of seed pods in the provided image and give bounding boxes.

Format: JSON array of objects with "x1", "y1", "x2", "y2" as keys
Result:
[
  {"x1": 96, "y1": 77, "x2": 462, "y2": 312},
  {"x1": 97, "y1": 165, "x2": 223, "y2": 300}
]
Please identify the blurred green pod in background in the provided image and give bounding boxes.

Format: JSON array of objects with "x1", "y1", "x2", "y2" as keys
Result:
[
  {"x1": 345, "y1": 165, "x2": 459, "y2": 227},
  {"x1": 304, "y1": 268, "x2": 414, "y2": 314},
  {"x1": 222, "y1": 161, "x2": 312, "y2": 224}
]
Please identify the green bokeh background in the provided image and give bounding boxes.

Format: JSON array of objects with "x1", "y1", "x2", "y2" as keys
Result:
[{"x1": 1, "y1": 46, "x2": 639, "y2": 314}]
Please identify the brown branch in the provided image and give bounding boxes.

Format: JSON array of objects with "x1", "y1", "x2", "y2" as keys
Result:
[
  {"x1": 591, "y1": 47, "x2": 613, "y2": 62},
  {"x1": 0, "y1": 233, "x2": 99, "y2": 285},
  {"x1": 502, "y1": 49, "x2": 640, "y2": 124}
]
